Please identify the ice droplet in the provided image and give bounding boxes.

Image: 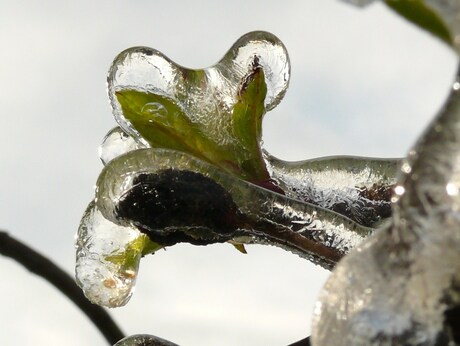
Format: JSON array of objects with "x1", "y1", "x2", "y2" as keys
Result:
[
  {"x1": 99, "y1": 127, "x2": 144, "y2": 165},
  {"x1": 107, "y1": 31, "x2": 290, "y2": 146},
  {"x1": 75, "y1": 201, "x2": 146, "y2": 308},
  {"x1": 114, "y1": 334, "x2": 179, "y2": 346}
]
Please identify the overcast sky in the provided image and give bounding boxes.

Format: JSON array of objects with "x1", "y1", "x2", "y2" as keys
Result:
[{"x1": 0, "y1": 1, "x2": 457, "y2": 345}]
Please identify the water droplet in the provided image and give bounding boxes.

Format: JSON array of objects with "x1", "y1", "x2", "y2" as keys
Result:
[{"x1": 98, "y1": 127, "x2": 144, "y2": 165}]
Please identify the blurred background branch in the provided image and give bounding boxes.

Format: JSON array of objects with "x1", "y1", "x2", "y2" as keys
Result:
[{"x1": 0, "y1": 231, "x2": 124, "y2": 344}]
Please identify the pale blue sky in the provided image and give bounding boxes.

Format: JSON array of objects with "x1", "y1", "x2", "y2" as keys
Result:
[{"x1": 0, "y1": 1, "x2": 457, "y2": 345}]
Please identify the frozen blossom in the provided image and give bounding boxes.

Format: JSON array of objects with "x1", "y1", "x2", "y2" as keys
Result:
[
  {"x1": 71, "y1": 3, "x2": 460, "y2": 345},
  {"x1": 76, "y1": 31, "x2": 402, "y2": 310},
  {"x1": 76, "y1": 31, "x2": 298, "y2": 307},
  {"x1": 107, "y1": 31, "x2": 290, "y2": 151}
]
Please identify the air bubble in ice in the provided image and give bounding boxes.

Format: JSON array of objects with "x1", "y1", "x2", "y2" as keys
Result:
[{"x1": 141, "y1": 102, "x2": 168, "y2": 118}]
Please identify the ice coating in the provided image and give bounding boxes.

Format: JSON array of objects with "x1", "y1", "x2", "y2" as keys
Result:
[
  {"x1": 311, "y1": 69, "x2": 460, "y2": 345},
  {"x1": 95, "y1": 148, "x2": 373, "y2": 270},
  {"x1": 107, "y1": 31, "x2": 290, "y2": 147},
  {"x1": 75, "y1": 201, "x2": 148, "y2": 308},
  {"x1": 97, "y1": 126, "x2": 399, "y2": 228},
  {"x1": 99, "y1": 127, "x2": 145, "y2": 165},
  {"x1": 267, "y1": 153, "x2": 399, "y2": 227},
  {"x1": 114, "y1": 334, "x2": 179, "y2": 346}
]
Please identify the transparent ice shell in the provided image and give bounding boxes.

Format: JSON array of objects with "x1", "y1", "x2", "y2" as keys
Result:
[
  {"x1": 94, "y1": 148, "x2": 374, "y2": 270},
  {"x1": 79, "y1": 28, "x2": 404, "y2": 311},
  {"x1": 75, "y1": 201, "x2": 145, "y2": 308},
  {"x1": 311, "y1": 71, "x2": 460, "y2": 345},
  {"x1": 98, "y1": 126, "x2": 399, "y2": 228},
  {"x1": 107, "y1": 31, "x2": 290, "y2": 146},
  {"x1": 267, "y1": 153, "x2": 399, "y2": 227}
]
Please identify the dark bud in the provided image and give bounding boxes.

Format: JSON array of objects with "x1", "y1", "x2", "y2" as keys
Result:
[{"x1": 116, "y1": 169, "x2": 242, "y2": 246}]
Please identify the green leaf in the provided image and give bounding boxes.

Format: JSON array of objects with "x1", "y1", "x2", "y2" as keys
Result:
[
  {"x1": 116, "y1": 74, "x2": 272, "y2": 183},
  {"x1": 228, "y1": 240, "x2": 248, "y2": 254},
  {"x1": 116, "y1": 90, "x2": 245, "y2": 175},
  {"x1": 385, "y1": 0, "x2": 453, "y2": 46},
  {"x1": 232, "y1": 66, "x2": 270, "y2": 182},
  {"x1": 105, "y1": 234, "x2": 161, "y2": 269},
  {"x1": 116, "y1": 90, "x2": 215, "y2": 158}
]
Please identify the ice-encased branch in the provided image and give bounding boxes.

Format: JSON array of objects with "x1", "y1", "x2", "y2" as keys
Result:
[
  {"x1": 95, "y1": 148, "x2": 378, "y2": 270},
  {"x1": 311, "y1": 64, "x2": 460, "y2": 346}
]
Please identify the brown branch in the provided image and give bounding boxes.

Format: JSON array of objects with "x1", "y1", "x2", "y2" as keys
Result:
[{"x1": 0, "y1": 230, "x2": 125, "y2": 344}]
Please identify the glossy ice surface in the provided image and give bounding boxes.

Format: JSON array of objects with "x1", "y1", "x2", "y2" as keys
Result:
[
  {"x1": 75, "y1": 201, "x2": 152, "y2": 307},
  {"x1": 95, "y1": 148, "x2": 376, "y2": 269},
  {"x1": 107, "y1": 31, "x2": 289, "y2": 148},
  {"x1": 71, "y1": 3, "x2": 460, "y2": 345},
  {"x1": 76, "y1": 31, "x2": 399, "y2": 310},
  {"x1": 77, "y1": 31, "x2": 294, "y2": 307},
  {"x1": 267, "y1": 153, "x2": 399, "y2": 227}
]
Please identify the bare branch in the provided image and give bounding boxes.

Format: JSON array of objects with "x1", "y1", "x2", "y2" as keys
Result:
[{"x1": 0, "y1": 230, "x2": 124, "y2": 344}]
